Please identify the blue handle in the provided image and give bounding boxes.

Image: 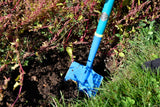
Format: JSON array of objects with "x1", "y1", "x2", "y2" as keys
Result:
[{"x1": 86, "y1": 0, "x2": 115, "y2": 68}]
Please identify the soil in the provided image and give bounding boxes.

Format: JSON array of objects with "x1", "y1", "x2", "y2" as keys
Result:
[{"x1": 0, "y1": 44, "x2": 114, "y2": 107}]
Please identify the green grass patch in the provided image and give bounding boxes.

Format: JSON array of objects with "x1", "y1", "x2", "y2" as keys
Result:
[{"x1": 51, "y1": 21, "x2": 160, "y2": 107}]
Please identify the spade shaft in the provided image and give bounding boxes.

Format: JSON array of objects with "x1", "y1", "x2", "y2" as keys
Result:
[
  {"x1": 65, "y1": 0, "x2": 115, "y2": 97},
  {"x1": 86, "y1": 0, "x2": 115, "y2": 68}
]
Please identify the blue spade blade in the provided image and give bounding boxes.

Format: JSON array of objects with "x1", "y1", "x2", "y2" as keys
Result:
[
  {"x1": 65, "y1": 0, "x2": 115, "y2": 97},
  {"x1": 65, "y1": 61, "x2": 103, "y2": 97}
]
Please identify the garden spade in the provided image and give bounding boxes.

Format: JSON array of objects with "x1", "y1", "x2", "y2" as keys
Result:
[{"x1": 65, "y1": 0, "x2": 115, "y2": 97}]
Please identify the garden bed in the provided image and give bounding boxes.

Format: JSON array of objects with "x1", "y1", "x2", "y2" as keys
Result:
[{"x1": 0, "y1": 44, "x2": 114, "y2": 106}]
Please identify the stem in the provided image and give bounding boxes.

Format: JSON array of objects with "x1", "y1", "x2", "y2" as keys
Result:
[
  {"x1": 11, "y1": 62, "x2": 25, "y2": 107},
  {"x1": 11, "y1": 41, "x2": 25, "y2": 107},
  {"x1": 12, "y1": 0, "x2": 21, "y2": 10}
]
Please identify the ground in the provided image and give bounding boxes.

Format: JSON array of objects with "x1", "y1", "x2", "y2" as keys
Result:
[{"x1": 0, "y1": 44, "x2": 115, "y2": 106}]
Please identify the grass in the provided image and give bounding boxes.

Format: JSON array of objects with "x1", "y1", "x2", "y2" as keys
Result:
[{"x1": 50, "y1": 21, "x2": 160, "y2": 106}]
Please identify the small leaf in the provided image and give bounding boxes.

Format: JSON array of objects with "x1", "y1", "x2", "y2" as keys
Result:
[
  {"x1": 126, "y1": 97, "x2": 135, "y2": 104},
  {"x1": 60, "y1": 73, "x2": 63, "y2": 77},
  {"x1": 16, "y1": 38, "x2": 19, "y2": 43},
  {"x1": 152, "y1": 54, "x2": 158, "y2": 59},
  {"x1": 148, "y1": 31, "x2": 153, "y2": 35},
  {"x1": 15, "y1": 75, "x2": 20, "y2": 82},
  {"x1": 131, "y1": 27, "x2": 136, "y2": 33},
  {"x1": 147, "y1": 91, "x2": 151, "y2": 96},
  {"x1": 67, "y1": 13, "x2": 74, "y2": 19},
  {"x1": 140, "y1": 23, "x2": 146, "y2": 27},
  {"x1": 37, "y1": 24, "x2": 42, "y2": 28},
  {"x1": 3, "y1": 76, "x2": 10, "y2": 90},
  {"x1": 115, "y1": 34, "x2": 120, "y2": 37},
  {"x1": 13, "y1": 82, "x2": 21, "y2": 90},
  {"x1": 48, "y1": 26, "x2": 53, "y2": 30},
  {"x1": 11, "y1": 64, "x2": 19, "y2": 70},
  {"x1": 119, "y1": 52, "x2": 125, "y2": 57},
  {"x1": 93, "y1": 10, "x2": 101, "y2": 14},
  {"x1": 56, "y1": 3, "x2": 63, "y2": 6},
  {"x1": 0, "y1": 93, "x2": 4, "y2": 101},
  {"x1": 66, "y1": 46, "x2": 73, "y2": 61},
  {"x1": 157, "y1": 94, "x2": 160, "y2": 99},
  {"x1": 114, "y1": 49, "x2": 118, "y2": 54},
  {"x1": 138, "y1": 0, "x2": 140, "y2": 5},
  {"x1": 23, "y1": 60, "x2": 29, "y2": 66},
  {"x1": 115, "y1": 24, "x2": 123, "y2": 32},
  {"x1": 35, "y1": 52, "x2": 39, "y2": 56},
  {"x1": 10, "y1": 42, "x2": 16, "y2": 46},
  {"x1": 78, "y1": 15, "x2": 83, "y2": 21},
  {"x1": 130, "y1": 17, "x2": 134, "y2": 20}
]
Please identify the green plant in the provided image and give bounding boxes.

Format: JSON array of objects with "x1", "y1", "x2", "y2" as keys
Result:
[
  {"x1": 50, "y1": 21, "x2": 160, "y2": 107},
  {"x1": 0, "y1": 76, "x2": 10, "y2": 102},
  {"x1": 0, "y1": 0, "x2": 101, "y2": 106},
  {"x1": 104, "y1": 0, "x2": 159, "y2": 56}
]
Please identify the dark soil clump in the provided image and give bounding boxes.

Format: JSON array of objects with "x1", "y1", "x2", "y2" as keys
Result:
[{"x1": 0, "y1": 45, "x2": 108, "y2": 106}]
